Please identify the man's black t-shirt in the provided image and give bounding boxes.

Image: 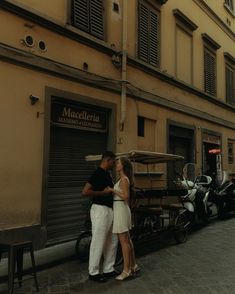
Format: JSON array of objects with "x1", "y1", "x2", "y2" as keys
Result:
[{"x1": 88, "y1": 167, "x2": 114, "y2": 208}]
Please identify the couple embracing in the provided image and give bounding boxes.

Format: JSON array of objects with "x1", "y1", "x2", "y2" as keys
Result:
[{"x1": 82, "y1": 151, "x2": 140, "y2": 282}]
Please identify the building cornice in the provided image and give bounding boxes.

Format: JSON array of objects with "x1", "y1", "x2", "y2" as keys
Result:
[
  {"x1": 0, "y1": 42, "x2": 122, "y2": 92},
  {"x1": 127, "y1": 55, "x2": 234, "y2": 112},
  {"x1": 193, "y1": 0, "x2": 235, "y2": 41},
  {"x1": 156, "y1": 0, "x2": 168, "y2": 5},
  {"x1": 224, "y1": 52, "x2": 235, "y2": 65},
  {"x1": 0, "y1": 42, "x2": 235, "y2": 130},
  {"x1": 201, "y1": 33, "x2": 221, "y2": 50},
  {"x1": 173, "y1": 9, "x2": 198, "y2": 31}
]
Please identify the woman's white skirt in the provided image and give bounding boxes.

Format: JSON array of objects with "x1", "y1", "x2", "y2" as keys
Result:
[{"x1": 112, "y1": 201, "x2": 132, "y2": 233}]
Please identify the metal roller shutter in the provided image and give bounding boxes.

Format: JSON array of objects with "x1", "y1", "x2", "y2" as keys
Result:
[{"x1": 47, "y1": 126, "x2": 107, "y2": 243}]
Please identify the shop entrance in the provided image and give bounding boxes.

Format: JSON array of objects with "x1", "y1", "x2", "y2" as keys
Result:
[
  {"x1": 168, "y1": 125, "x2": 195, "y2": 186},
  {"x1": 202, "y1": 133, "x2": 221, "y2": 182},
  {"x1": 46, "y1": 97, "x2": 110, "y2": 243}
]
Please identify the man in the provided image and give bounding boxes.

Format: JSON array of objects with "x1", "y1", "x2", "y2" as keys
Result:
[{"x1": 82, "y1": 151, "x2": 118, "y2": 283}]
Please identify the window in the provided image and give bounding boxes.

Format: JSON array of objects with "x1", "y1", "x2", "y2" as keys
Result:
[
  {"x1": 138, "y1": 1, "x2": 160, "y2": 68},
  {"x1": 204, "y1": 48, "x2": 216, "y2": 96},
  {"x1": 202, "y1": 34, "x2": 220, "y2": 97},
  {"x1": 226, "y1": 65, "x2": 235, "y2": 105},
  {"x1": 225, "y1": 0, "x2": 234, "y2": 11},
  {"x1": 173, "y1": 9, "x2": 198, "y2": 85},
  {"x1": 137, "y1": 116, "x2": 145, "y2": 137},
  {"x1": 72, "y1": 0, "x2": 104, "y2": 40},
  {"x1": 228, "y1": 140, "x2": 234, "y2": 164}
]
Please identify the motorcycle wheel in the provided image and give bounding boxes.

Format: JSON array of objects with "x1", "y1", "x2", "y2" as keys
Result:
[
  {"x1": 75, "y1": 231, "x2": 123, "y2": 267},
  {"x1": 75, "y1": 231, "x2": 92, "y2": 262},
  {"x1": 174, "y1": 211, "x2": 190, "y2": 244},
  {"x1": 217, "y1": 201, "x2": 226, "y2": 220}
]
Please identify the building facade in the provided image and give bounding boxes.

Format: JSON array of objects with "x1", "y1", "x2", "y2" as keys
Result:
[{"x1": 0, "y1": 0, "x2": 235, "y2": 246}]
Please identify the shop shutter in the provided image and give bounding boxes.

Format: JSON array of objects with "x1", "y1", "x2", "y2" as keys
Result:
[
  {"x1": 72, "y1": 0, "x2": 104, "y2": 40},
  {"x1": 47, "y1": 126, "x2": 107, "y2": 243},
  {"x1": 226, "y1": 66, "x2": 235, "y2": 105},
  {"x1": 138, "y1": 1, "x2": 160, "y2": 67},
  {"x1": 204, "y1": 49, "x2": 216, "y2": 96}
]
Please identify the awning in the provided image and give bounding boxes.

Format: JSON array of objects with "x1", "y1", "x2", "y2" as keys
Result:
[{"x1": 85, "y1": 150, "x2": 184, "y2": 164}]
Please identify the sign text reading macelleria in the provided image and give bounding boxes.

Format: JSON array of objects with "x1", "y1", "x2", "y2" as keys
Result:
[{"x1": 51, "y1": 102, "x2": 107, "y2": 132}]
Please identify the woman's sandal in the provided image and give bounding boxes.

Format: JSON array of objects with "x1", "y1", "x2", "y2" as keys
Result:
[
  {"x1": 131, "y1": 264, "x2": 141, "y2": 274},
  {"x1": 115, "y1": 270, "x2": 132, "y2": 281}
]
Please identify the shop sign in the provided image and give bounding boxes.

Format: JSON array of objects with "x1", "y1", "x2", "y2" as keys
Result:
[
  {"x1": 208, "y1": 148, "x2": 221, "y2": 154},
  {"x1": 202, "y1": 133, "x2": 220, "y2": 145},
  {"x1": 51, "y1": 101, "x2": 108, "y2": 133}
]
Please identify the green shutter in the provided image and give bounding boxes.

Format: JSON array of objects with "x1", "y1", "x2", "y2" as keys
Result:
[
  {"x1": 90, "y1": 0, "x2": 104, "y2": 39},
  {"x1": 226, "y1": 66, "x2": 235, "y2": 105},
  {"x1": 72, "y1": 0, "x2": 104, "y2": 40},
  {"x1": 73, "y1": 0, "x2": 89, "y2": 33},
  {"x1": 138, "y1": 3, "x2": 149, "y2": 63},
  {"x1": 204, "y1": 49, "x2": 216, "y2": 96},
  {"x1": 149, "y1": 10, "x2": 160, "y2": 67},
  {"x1": 138, "y1": 1, "x2": 160, "y2": 67}
]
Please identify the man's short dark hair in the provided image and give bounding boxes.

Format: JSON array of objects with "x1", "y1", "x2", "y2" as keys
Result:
[{"x1": 101, "y1": 151, "x2": 116, "y2": 161}]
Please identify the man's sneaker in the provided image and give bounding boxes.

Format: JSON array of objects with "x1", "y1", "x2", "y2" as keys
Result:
[
  {"x1": 89, "y1": 274, "x2": 107, "y2": 283},
  {"x1": 103, "y1": 270, "x2": 120, "y2": 279}
]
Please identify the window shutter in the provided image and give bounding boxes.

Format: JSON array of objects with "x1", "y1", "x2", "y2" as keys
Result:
[
  {"x1": 72, "y1": 0, "x2": 104, "y2": 40},
  {"x1": 90, "y1": 0, "x2": 104, "y2": 39},
  {"x1": 138, "y1": 1, "x2": 160, "y2": 67},
  {"x1": 149, "y1": 10, "x2": 160, "y2": 67},
  {"x1": 226, "y1": 66, "x2": 235, "y2": 104},
  {"x1": 225, "y1": 0, "x2": 234, "y2": 11},
  {"x1": 204, "y1": 49, "x2": 216, "y2": 96},
  {"x1": 73, "y1": 0, "x2": 90, "y2": 33},
  {"x1": 138, "y1": 3, "x2": 149, "y2": 63}
]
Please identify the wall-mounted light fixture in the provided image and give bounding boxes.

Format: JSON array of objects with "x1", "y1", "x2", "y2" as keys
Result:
[{"x1": 29, "y1": 95, "x2": 39, "y2": 105}]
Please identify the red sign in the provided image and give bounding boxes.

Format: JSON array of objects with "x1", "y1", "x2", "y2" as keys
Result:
[{"x1": 208, "y1": 149, "x2": 221, "y2": 154}]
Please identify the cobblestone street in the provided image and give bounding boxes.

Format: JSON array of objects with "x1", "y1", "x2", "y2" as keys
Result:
[{"x1": 1, "y1": 217, "x2": 235, "y2": 294}]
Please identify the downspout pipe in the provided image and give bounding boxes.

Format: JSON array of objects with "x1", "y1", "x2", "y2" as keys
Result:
[{"x1": 120, "y1": 0, "x2": 127, "y2": 131}]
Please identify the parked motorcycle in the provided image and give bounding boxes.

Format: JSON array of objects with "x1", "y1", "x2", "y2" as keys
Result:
[
  {"x1": 178, "y1": 163, "x2": 216, "y2": 225},
  {"x1": 214, "y1": 171, "x2": 235, "y2": 219}
]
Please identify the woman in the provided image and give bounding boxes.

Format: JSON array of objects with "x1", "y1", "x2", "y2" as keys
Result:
[{"x1": 107, "y1": 157, "x2": 140, "y2": 281}]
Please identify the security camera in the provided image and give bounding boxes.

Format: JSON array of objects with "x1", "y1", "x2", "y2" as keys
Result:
[{"x1": 29, "y1": 95, "x2": 39, "y2": 105}]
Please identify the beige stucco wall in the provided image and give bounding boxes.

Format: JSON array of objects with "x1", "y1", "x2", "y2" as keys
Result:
[
  {"x1": 0, "y1": 60, "x2": 121, "y2": 229},
  {"x1": 0, "y1": 10, "x2": 120, "y2": 81},
  {"x1": 204, "y1": 0, "x2": 235, "y2": 32},
  {"x1": 7, "y1": 0, "x2": 68, "y2": 23},
  {"x1": 6, "y1": 0, "x2": 235, "y2": 100}
]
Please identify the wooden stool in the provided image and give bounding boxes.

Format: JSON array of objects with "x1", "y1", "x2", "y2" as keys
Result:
[{"x1": 0, "y1": 241, "x2": 39, "y2": 294}]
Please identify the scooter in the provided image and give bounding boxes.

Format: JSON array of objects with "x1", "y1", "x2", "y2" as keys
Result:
[
  {"x1": 215, "y1": 171, "x2": 235, "y2": 219},
  {"x1": 178, "y1": 164, "x2": 215, "y2": 225},
  {"x1": 194, "y1": 175, "x2": 216, "y2": 222}
]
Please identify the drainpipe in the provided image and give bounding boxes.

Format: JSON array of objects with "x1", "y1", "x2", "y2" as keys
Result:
[{"x1": 120, "y1": 0, "x2": 127, "y2": 131}]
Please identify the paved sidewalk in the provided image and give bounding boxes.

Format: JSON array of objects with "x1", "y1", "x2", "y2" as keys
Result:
[{"x1": 1, "y1": 217, "x2": 235, "y2": 293}]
